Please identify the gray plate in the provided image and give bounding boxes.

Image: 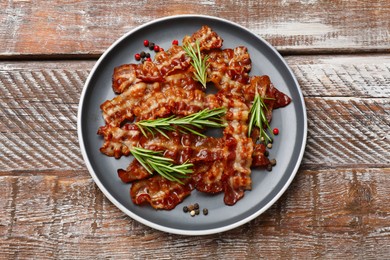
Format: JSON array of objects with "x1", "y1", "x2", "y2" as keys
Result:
[{"x1": 77, "y1": 15, "x2": 307, "y2": 235}]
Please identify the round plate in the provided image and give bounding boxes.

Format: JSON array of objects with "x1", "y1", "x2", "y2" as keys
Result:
[{"x1": 77, "y1": 15, "x2": 307, "y2": 235}]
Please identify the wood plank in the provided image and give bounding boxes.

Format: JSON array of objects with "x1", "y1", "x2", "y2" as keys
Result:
[
  {"x1": 1, "y1": 57, "x2": 389, "y2": 173},
  {"x1": 1, "y1": 168, "x2": 389, "y2": 258},
  {"x1": 0, "y1": 1, "x2": 389, "y2": 57}
]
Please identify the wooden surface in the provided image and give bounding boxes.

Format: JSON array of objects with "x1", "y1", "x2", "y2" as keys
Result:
[{"x1": 1, "y1": 0, "x2": 389, "y2": 259}]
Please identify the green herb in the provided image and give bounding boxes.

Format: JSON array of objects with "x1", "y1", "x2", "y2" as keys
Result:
[
  {"x1": 136, "y1": 107, "x2": 227, "y2": 138},
  {"x1": 130, "y1": 147, "x2": 193, "y2": 184},
  {"x1": 183, "y1": 40, "x2": 209, "y2": 88},
  {"x1": 248, "y1": 91, "x2": 274, "y2": 143}
]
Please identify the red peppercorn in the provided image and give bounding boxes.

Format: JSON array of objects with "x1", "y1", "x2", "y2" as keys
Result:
[
  {"x1": 154, "y1": 45, "x2": 160, "y2": 52},
  {"x1": 159, "y1": 47, "x2": 164, "y2": 52},
  {"x1": 172, "y1": 39, "x2": 179, "y2": 45},
  {"x1": 143, "y1": 40, "x2": 149, "y2": 47},
  {"x1": 273, "y1": 128, "x2": 279, "y2": 135},
  {"x1": 146, "y1": 57, "x2": 152, "y2": 62},
  {"x1": 134, "y1": 53, "x2": 141, "y2": 61}
]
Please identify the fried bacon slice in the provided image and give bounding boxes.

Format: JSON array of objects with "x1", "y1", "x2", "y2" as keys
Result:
[
  {"x1": 182, "y1": 25, "x2": 223, "y2": 51},
  {"x1": 98, "y1": 25, "x2": 291, "y2": 210},
  {"x1": 97, "y1": 124, "x2": 141, "y2": 158},
  {"x1": 130, "y1": 175, "x2": 195, "y2": 210}
]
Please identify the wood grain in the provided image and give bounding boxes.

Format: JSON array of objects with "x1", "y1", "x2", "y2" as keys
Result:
[
  {"x1": 0, "y1": 0, "x2": 389, "y2": 57},
  {"x1": 0, "y1": 168, "x2": 389, "y2": 258},
  {"x1": 1, "y1": 56, "x2": 389, "y2": 173}
]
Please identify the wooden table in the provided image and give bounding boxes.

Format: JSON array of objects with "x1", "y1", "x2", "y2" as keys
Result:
[{"x1": 1, "y1": 1, "x2": 389, "y2": 258}]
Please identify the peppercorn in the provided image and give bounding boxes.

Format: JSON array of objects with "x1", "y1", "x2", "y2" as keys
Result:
[
  {"x1": 188, "y1": 204, "x2": 194, "y2": 211},
  {"x1": 270, "y1": 158, "x2": 277, "y2": 166},
  {"x1": 190, "y1": 210, "x2": 195, "y2": 217},
  {"x1": 264, "y1": 150, "x2": 269, "y2": 157},
  {"x1": 266, "y1": 164, "x2": 272, "y2": 171},
  {"x1": 203, "y1": 208, "x2": 208, "y2": 215},
  {"x1": 267, "y1": 143, "x2": 273, "y2": 149},
  {"x1": 146, "y1": 57, "x2": 152, "y2": 62},
  {"x1": 273, "y1": 128, "x2": 279, "y2": 135},
  {"x1": 194, "y1": 203, "x2": 199, "y2": 210},
  {"x1": 145, "y1": 52, "x2": 150, "y2": 58},
  {"x1": 154, "y1": 45, "x2": 160, "y2": 52},
  {"x1": 183, "y1": 206, "x2": 188, "y2": 213},
  {"x1": 134, "y1": 53, "x2": 141, "y2": 61},
  {"x1": 140, "y1": 51, "x2": 146, "y2": 58},
  {"x1": 148, "y1": 42, "x2": 155, "y2": 50},
  {"x1": 143, "y1": 40, "x2": 149, "y2": 47},
  {"x1": 195, "y1": 209, "x2": 200, "y2": 215},
  {"x1": 172, "y1": 39, "x2": 179, "y2": 45}
]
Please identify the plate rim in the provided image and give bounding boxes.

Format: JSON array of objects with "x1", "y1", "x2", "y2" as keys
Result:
[{"x1": 77, "y1": 14, "x2": 307, "y2": 235}]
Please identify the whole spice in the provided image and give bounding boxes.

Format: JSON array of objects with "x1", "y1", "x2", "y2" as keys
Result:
[
  {"x1": 273, "y1": 128, "x2": 279, "y2": 135},
  {"x1": 172, "y1": 39, "x2": 179, "y2": 45},
  {"x1": 134, "y1": 53, "x2": 141, "y2": 61},
  {"x1": 270, "y1": 158, "x2": 277, "y2": 166},
  {"x1": 143, "y1": 40, "x2": 149, "y2": 47},
  {"x1": 266, "y1": 164, "x2": 272, "y2": 172},
  {"x1": 203, "y1": 208, "x2": 208, "y2": 215}
]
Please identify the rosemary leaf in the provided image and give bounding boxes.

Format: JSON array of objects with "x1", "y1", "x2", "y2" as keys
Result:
[
  {"x1": 130, "y1": 147, "x2": 193, "y2": 184},
  {"x1": 248, "y1": 92, "x2": 274, "y2": 143},
  {"x1": 136, "y1": 107, "x2": 227, "y2": 138},
  {"x1": 183, "y1": 40, "x2": 209, "y2": 88}
]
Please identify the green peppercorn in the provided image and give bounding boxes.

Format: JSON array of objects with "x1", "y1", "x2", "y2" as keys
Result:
[
  {"x1": 195, "y1": 209, "x2": 200, "y2": 215},
  {"x1": 203, "y1": 208, "x2": 208, "y2": 215},
  {"x1": 266, "y1": 163, "x2": 272, "y2": 171},
  {"x1": 194, "y1": 203, "x2": 199, "y2": 210},
  {"x1": 183, "y1": 206, "x2": 188, "y2": 213}
]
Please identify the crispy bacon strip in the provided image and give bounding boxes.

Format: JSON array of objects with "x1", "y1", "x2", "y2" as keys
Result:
[
  {"x1": 97, "y1": 124, "x2": 141, "y2": 158},
  {"x1": 182, "y1": 25, "x2": 223, "y2": 51},
  {"x1": 130, "y1": 175, "x2": 195, "y2": 210}
]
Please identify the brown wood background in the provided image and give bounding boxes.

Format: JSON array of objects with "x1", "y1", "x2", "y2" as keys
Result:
[{"x1": 1, "y1": 0, "x2": 389, "y2": 259}]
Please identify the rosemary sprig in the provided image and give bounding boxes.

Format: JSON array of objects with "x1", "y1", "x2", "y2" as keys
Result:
[
  {"x1": 248, "y1": 91, "x2": 274, "y2": 143},
  {"x1": 183, "y1": 40, "x2": 209, "y2": 88},
  {"x1": 130, "y1": 147, "x2": 193, "y2": 184},
  {"x1": 136, "y1": 107, "x2": 227, "y2": 138}
]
